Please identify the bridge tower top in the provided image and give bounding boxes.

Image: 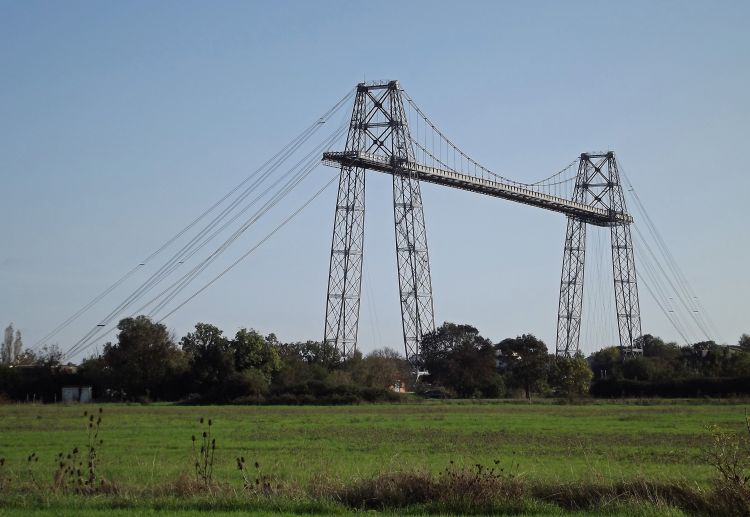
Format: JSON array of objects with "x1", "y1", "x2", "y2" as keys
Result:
[{"x1": 356, "y1": 80, "x2": 400, "y2": 91}]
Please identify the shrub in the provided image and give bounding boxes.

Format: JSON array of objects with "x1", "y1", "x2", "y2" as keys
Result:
[
  {"x1": 705, "y1": 417, "x2": 750, "y2": 516},
  {"x1": 0, "y1": 456, "x2": 6, "y2": 491},
  {"x1": 531, "y1": 479, "x2": 709, "y2": 513},
  {"x1": 329, "y1": 460, "x2": 525, "y2": 513},
  {"x1": 591, "y1": 376, "x2": 750, "y2": 398}
]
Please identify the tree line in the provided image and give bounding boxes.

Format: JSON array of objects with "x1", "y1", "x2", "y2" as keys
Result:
[{"x1": 1, "y1": 317, "x2": 749, "y2": 403}]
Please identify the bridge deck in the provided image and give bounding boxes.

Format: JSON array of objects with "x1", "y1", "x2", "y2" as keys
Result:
[{"x1": 322, "y1": 151, "x2": 632, "y2": 226}]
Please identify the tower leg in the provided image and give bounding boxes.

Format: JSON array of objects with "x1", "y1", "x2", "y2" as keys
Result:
[
  {"x1": 323, "y1": 165, "x2": 366, "y2": 359},
  {"x1": 610, "y1": 222, "x2": 642, "y2": 356},
  {"x1": 556, "y1": 216, "x2": 587, "y2": 357},
  {"x1": 607, "y1": 156, "x2": 643, "y2": 357},
  {"x1": 393, "y1": 172, "x2": 435, "y2": 367}
]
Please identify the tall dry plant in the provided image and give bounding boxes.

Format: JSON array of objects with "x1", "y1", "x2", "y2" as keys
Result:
[
  {"x1": 191, "y1": 417, "x2": 216, "y2": 486},
  {"x1": 53, "y1": 408, "x2": 106, "y2": 493}
]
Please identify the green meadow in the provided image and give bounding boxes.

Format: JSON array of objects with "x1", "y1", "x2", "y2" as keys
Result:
[{"x1": 0, "y1": 401, "x2": 747, "y2": 516}]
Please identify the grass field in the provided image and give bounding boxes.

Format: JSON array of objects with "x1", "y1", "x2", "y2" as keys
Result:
[{"x1": 0, "y1": 400, "x2": 748, "y2": 516}]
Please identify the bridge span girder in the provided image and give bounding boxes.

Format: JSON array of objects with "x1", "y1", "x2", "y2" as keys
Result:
[{"x1": 323, "y1": 151, "x2": 632, "y2": 227}]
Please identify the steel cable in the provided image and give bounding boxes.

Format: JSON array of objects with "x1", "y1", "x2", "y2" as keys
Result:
[{"x1": 37, "y1": 89, "x2": 354, "y2": 352}]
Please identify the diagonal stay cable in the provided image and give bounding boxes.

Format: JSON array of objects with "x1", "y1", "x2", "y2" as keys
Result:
[
  {"x1": 630, "y1": 189, "x2": 719, "y2": 339},
  {"x1": 79, "y1": 118, "x2": 332, "y2": 334},
  {"x1": 67, "y1": 97, "x2": 352, "y2": 352},
  {"x1": 156, "y1": 172, "x2": 340, "y2": 322},
  {"x1": 139, "y1": 124, "x2": 348, "y2": 318},
  {"x1": 619, "y1": 170, "x2": 715, "y2": 340},
  {"x1": 64, "y1": 121, "x2": 348, "y2": 359},
  {"x1": 634, "y1": 242, "x2": 695, "y2": 344},
  {"x1": 63, "y1": 170, "x2": 340, "y2": 362},
  {"x1": 36, "y1": 89, "x2": 354, "y2": 351},
  {"x1": 144, "y1": 127, "x2": 346, "y2": 318},
  {"x1": 68, "y1": 129, "x2": 320, "y2": 353},
  {"x1": 633, "y1": 223, "x2": 710, "y2": 341},
  {"x1": 619, "y1": 164, "x2": 719, "y2": 340}
]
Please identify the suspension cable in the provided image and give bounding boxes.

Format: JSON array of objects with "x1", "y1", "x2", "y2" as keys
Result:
[{"x1": 403, "y1": 91, "x2": 579, "y2": 189}]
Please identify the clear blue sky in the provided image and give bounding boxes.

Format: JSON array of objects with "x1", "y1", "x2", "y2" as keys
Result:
[{"x1": 1, "y1": 0, "x2": 748, "y2": 359}]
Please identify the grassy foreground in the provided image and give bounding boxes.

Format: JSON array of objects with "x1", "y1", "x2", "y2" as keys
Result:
[{"x1": 0, "y1": 401, "x2": 747, "y2": 515}]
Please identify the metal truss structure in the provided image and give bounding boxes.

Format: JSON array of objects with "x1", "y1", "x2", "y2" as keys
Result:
[
  {"x1": 323, "y1": 81, "x2": 435, "y2": 366},
  {"x1": 324, "y1": 81, "x2": 642, "y2": 365},
  {"x1": 555, "y1": 153, "x2": 642, "y2": 357},
  {"x1": 322, "y1": 153, "x2": 632, "y2": 226}
]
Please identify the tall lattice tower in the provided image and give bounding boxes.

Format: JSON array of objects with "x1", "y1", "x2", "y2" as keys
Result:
[
  {"x1": 556, "y1": 152, "x2": 642, "y2": 357},
  {"x1": 323, "y1": 81, "x2": 435, "y2": 366}
]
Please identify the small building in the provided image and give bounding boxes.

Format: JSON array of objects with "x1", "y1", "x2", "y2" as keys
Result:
[{"x1": 61, "y1": 386, "x2": 93, "y2": 403}]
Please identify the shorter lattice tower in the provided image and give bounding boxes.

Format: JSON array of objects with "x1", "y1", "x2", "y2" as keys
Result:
[{"x1": 556, "y1": 152, "x2": 642, "y2": 358}]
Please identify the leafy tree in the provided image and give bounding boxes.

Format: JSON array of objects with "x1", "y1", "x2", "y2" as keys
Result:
[
  {"x1": 103, "y1": 316, "x2": 188, "y2": 399},
  {"x1": 78, "y1": 354, "x2": 111, "y2": 398},
  {"x1": 687, "y1": 341, "x2": 734, "y2": 377},
  {"x1": 13, "y1": 349, "x2": 37, "y2": 366},
  {"x1": 350, "y1": 347, "x2": 412, "y2": 390},
  {"x1": 496, "y1": 334, "x2": 549, "y2": 399},
  {"x1": 272, "y1": 361, "x2": 314, "y2": 390},
  {"x1": 739, "y1": 334, "x2": 750, "y2": 352},
  {"x1": 231, "y1": 328, "x2": 281, "y2": 379},
  {"x1": 181, "y1": 323, "x2": 234, "y2": 393},
  {"x1": 0, "y1": 363, "x2": 18, "y2": 396},
  {"x1": 549, "y1": 354, "x2": 593, "y2": 398},
  {"x1": 622, "y1": 356, "x2": 655, "y2": 381},
  {"x1": 421, "y1": 323, "x2": 501, "y2": 397},
  {"x1": 0, "y1": 323, "x2": 26, "y2": 364},
  {"x1": 421, "y1": 323, "x2": 488, "y2": 378},
  {"x1": 230, "y1": 368, "x2": 270, "y2": 398},
  {"x1": 638, "y1": 334, "x2": 678, "y2": 359},
  {"x1": 634, "y1": 335, "x2": 682, "y2": 379},
  {"x1": 272, "y1": 342, "x2": 331, "y2": 390},
  {"x1": 443, "y1": 341, "x2": 503, "y2": 397},
  {"x1": 35, "y1": 344, "x2": 64, "y2": 367},
  {"x1": 723, "y1": 350, "x2": 750, "y2": 377},
  {"x1": 304, "y1": 341, "x2": 342, "y2": 369},
  {"x1": 181, "y1": 322, "x2": 229, "y2": 357},
  {"x1": 11, "y1": 344, "x2": 64, "y2": 368},
  {"x1": 180, "y1": 323, "x2": 285, "y2": 401},
  {"x1": 587, "y1": 346, "x2": 622, "y2": 380},
  {"x1": 1, "y1": 324, "x2": 14, "y2": 364},
  {"x1": 278, "y1": 340, "x2": 341, "y2": 369},
  {"x1": 12, "y1": 329, "x2": 22, "y2": 363}
]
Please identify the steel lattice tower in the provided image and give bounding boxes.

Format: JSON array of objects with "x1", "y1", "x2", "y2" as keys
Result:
[
  {"x1": 556, "y1": 153, "x2": 642, "y2": 357},
  {"x1": 323, "y1": 81, "x2": 435, "y2": 366}
]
